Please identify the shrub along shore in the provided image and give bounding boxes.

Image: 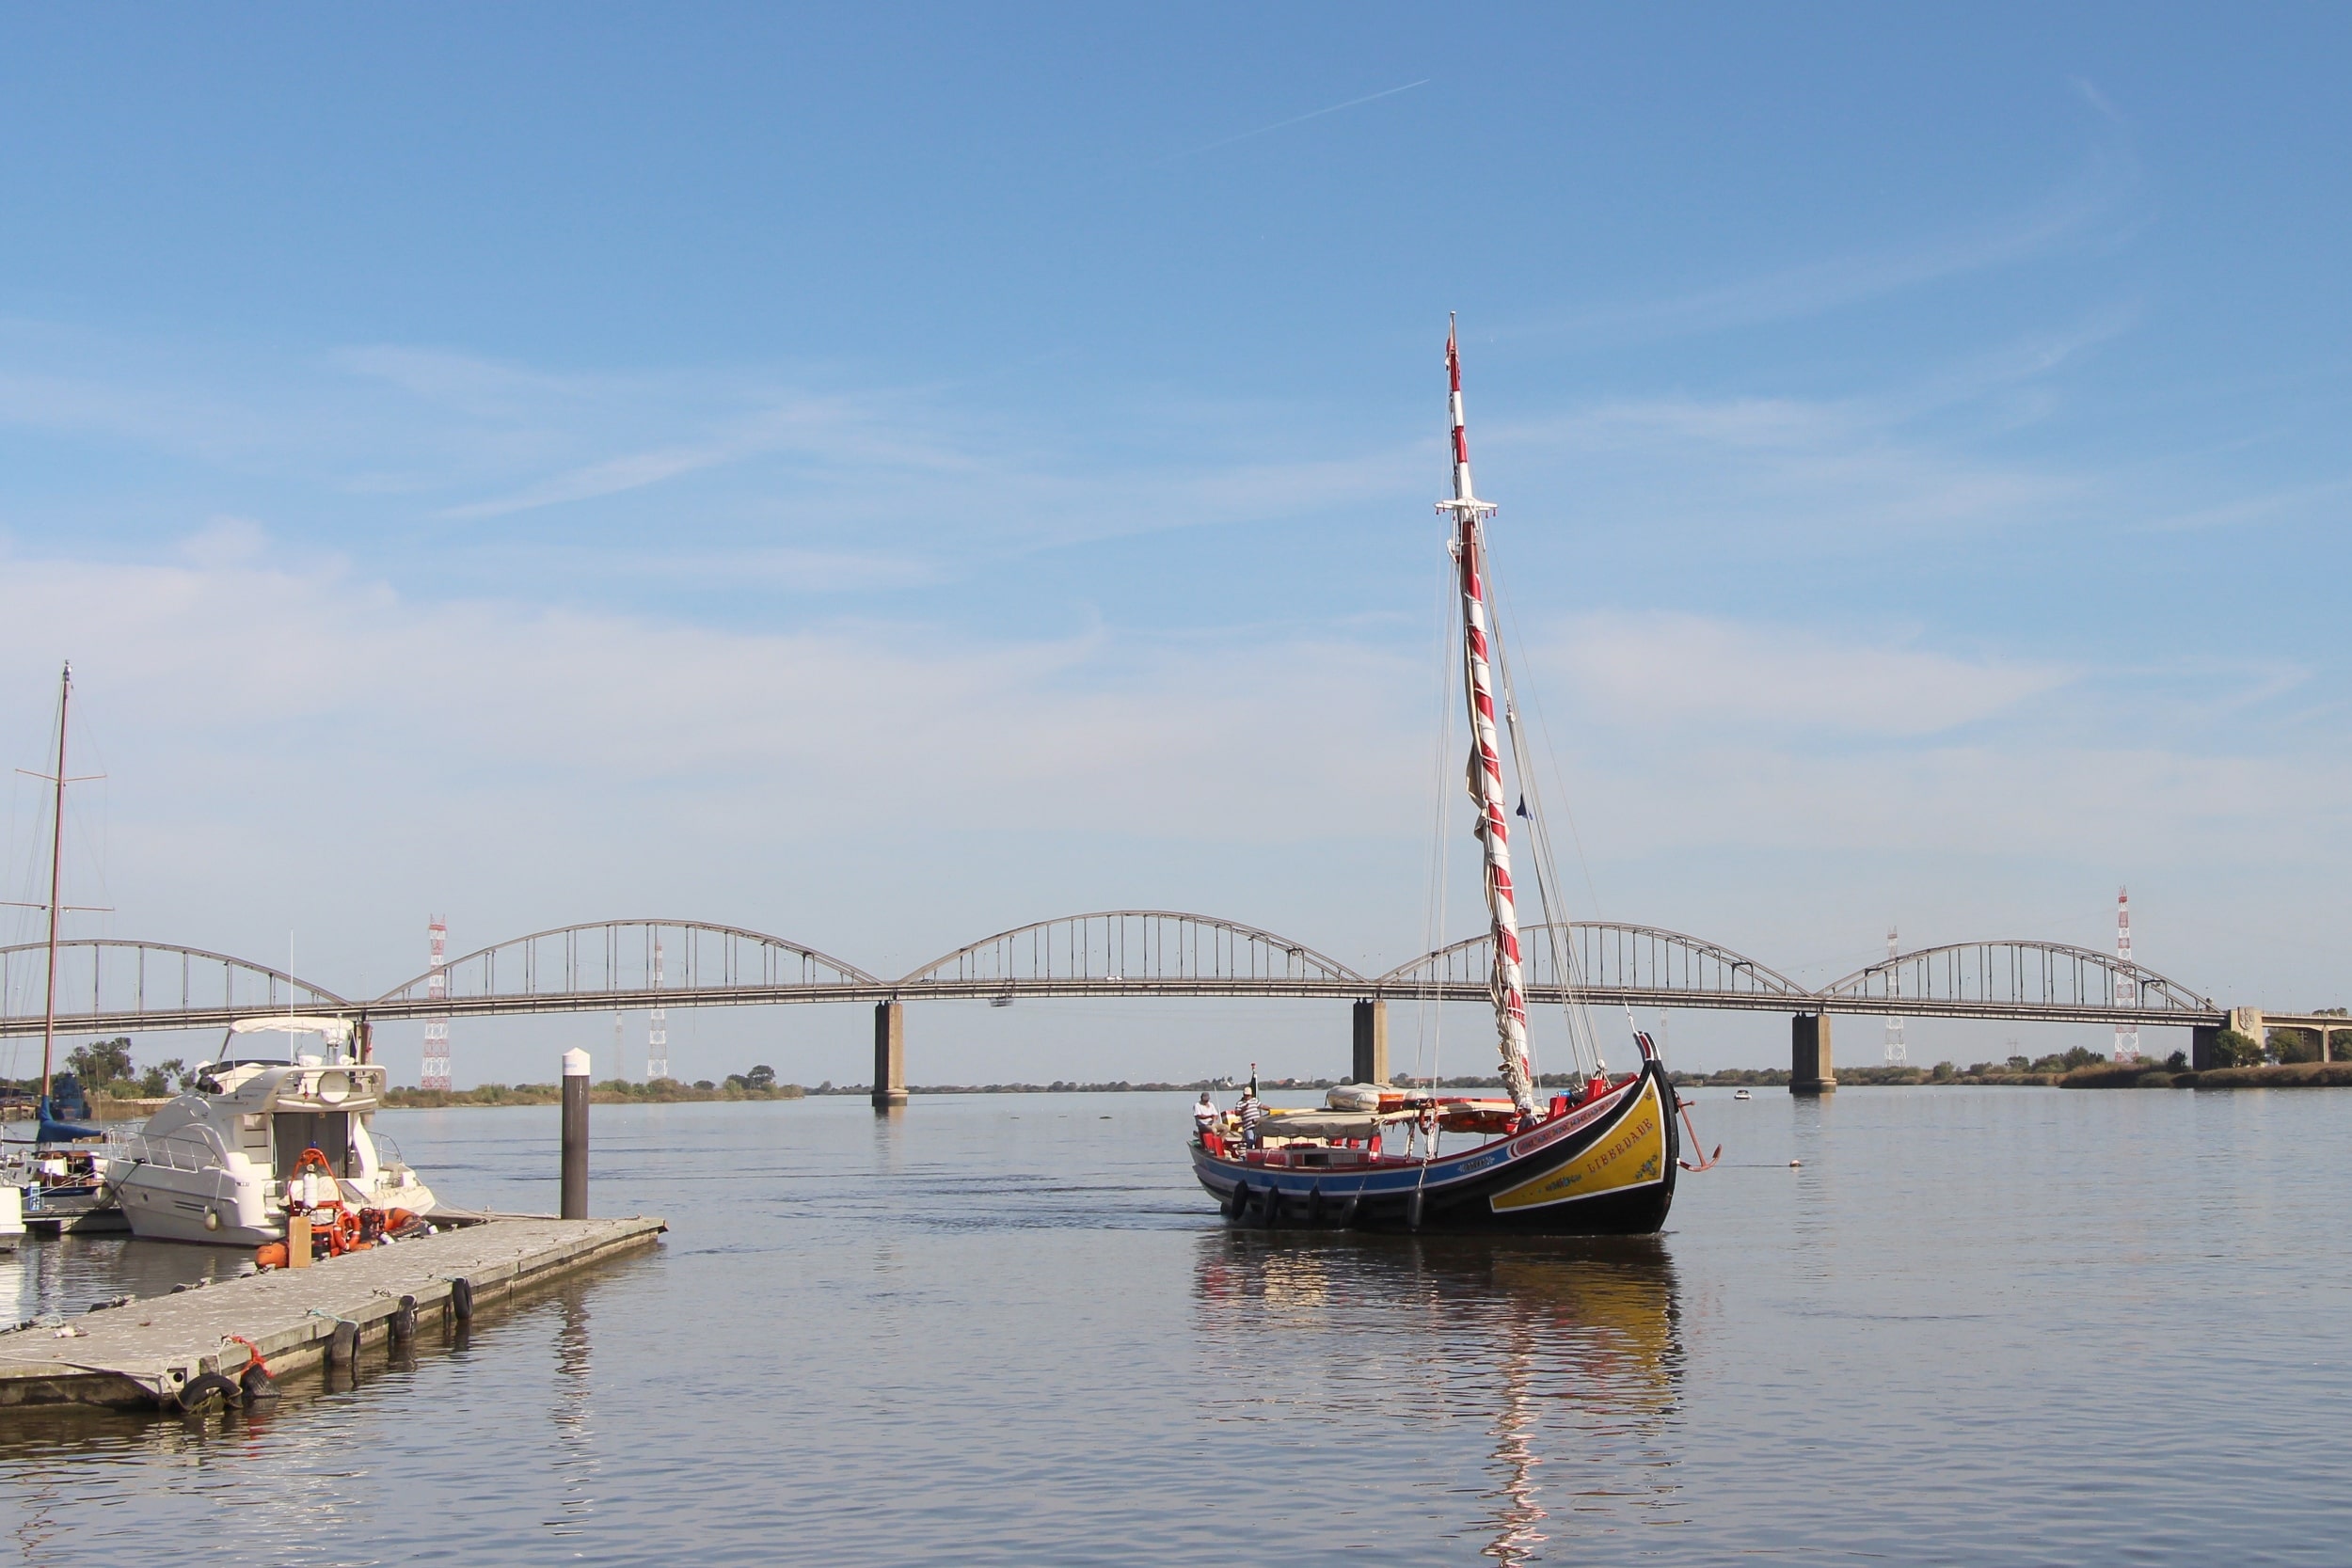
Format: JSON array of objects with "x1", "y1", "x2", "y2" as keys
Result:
[{"x1": 384, "y1": 1076, "x2": 803, "y2": 1108}]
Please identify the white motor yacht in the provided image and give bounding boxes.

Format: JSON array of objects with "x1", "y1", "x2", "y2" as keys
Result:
[{"x1": 108, "y1": 1017, "x2": 438, "y2": 1246}]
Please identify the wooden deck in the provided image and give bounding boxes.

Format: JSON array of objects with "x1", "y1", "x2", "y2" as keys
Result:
[{"x1": 0, "y1": 1213, "x2": 666, "y2": 1410}]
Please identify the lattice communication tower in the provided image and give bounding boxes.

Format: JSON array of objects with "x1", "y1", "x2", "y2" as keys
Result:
[
  {"x1": 2112, "y1": 888, "x2": 2138, "y2": 1061},
  {"x1": 1883, "y1": 926, "x2": 1905, "y2": 1066},
  {"x1": 647, "y1": 938, "x2": 670, "y2": 1080},
  {"x1": 421, "y1": 916, "x2": 452, "y2": 1089}
]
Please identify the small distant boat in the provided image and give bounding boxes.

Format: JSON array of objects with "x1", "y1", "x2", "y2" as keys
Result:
[
  {"x1": 1733, "y1": 1089, "x2": 1753, "y2": 1101},
  {"x1": 107, "y1": 1017, "x2": 439, "y2": 1247}
]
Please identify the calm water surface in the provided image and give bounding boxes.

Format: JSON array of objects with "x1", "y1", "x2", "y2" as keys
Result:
[{"x1": 3, "y1": 1085, "x2": 2349, "y2": 1565}]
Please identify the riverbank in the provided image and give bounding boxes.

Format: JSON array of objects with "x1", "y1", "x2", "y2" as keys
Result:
[
  {"x1": 384, "y1": 1079, "x2": 803, "y2": 1108},
  {"x1": 2058, "y1": 1061, "x2": 2352, "y2": 1089}
]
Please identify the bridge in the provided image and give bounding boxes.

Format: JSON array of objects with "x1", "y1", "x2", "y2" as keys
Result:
[{"x1": 4, "y1": 910, "x2": 2309, "y2": 1102}]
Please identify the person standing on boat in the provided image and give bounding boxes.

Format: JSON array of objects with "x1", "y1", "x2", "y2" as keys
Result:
[
  {"x1": 1192, "y1": 1092, "x2": 1220, "y2": 1143},
  {"x1": 1237, "y1": 1090, "x2": 1266, "y2": 1149}
]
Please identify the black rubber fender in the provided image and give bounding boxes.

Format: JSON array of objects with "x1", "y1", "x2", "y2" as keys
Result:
[
  {"x1": 450, "y1": 1275, "x2": 475, "y2": 1321},
  {"x1": 175, "y1": 1372, "x2": 240, "y2": 1414},
  {"x1": 1305, "y1": 1183, "x2": 1324, "y2": 1225},
  {"x1": 1258, "y1": 1183, "x2": 1280, "y2": 1228},
  {"x1": 390, "y1": 1295, "x2": 418, "y2": 1342},
  {"x1": 327, "y1": 1319, "x2": 359, "y2": 1368},
  {"x1": 238, "y1": 1362, "x2": 279, "y2": 1402},
  {"x1": 1226, "y1": 1180, "x2": 1249, "y2": 1220}
]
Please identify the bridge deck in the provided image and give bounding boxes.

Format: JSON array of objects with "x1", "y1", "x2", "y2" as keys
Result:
[{"x1": 0, "y1": 1213, "x2": 665, "y2": 1409}]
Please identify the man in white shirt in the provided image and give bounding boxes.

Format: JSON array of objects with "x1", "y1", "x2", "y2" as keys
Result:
[{"x1": 1192, "y1": 1092, "x2": 1220, "y2": 1143}]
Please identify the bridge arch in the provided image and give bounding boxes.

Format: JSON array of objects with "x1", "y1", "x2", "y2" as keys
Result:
[
  {"x1": 896, "y1": 911, "x2": 1365, "y2": 995},
  {"x1": 372, "y1": 919, "x2": 880, "y2": 1009},
  {"x1": 1819, "y1": 939, "x2": 2215, "y2": 1017},
  {"x1": 1375, "y1": 922, "x2": 1810, "y2": 1001},
  {"x1": 0, "y1": 939, "x2": 352, "y2": 1037}
]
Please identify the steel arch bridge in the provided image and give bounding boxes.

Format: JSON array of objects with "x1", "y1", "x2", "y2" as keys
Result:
[
  {"x1": 1816, "y1": 939, "x2": 2217, "y2": 1026},
  {"x1": 0, "y1": 939, "x2": 353, "y2": 1037},
  {"x1": 898, "y1": 911, "x2": 1367, "y2": 1000},
  {"x1": 1375, "y1": 922, "x2": 1814, "y2": 1013},
  {"x1": 0, "y1": 911, "x2": 2225, "y2": 1040}
]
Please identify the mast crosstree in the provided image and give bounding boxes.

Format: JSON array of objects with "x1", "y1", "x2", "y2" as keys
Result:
[{"x1": 1438, "y1": 322, "x2": 1537, "y2": 1118}]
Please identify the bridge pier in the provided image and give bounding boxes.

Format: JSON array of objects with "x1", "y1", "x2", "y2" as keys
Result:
[
  {"x1": 1351, "y1": 999, "x2": 1389, "y2": 1085},
  {"x1": 872, "y1": 1002, "x2": 907, "y2": 1110},
  {"x1": 2192, "y1": 1024, "x2": 2223, "y2": 1070},
  {"x1": 1790, "y1": 1013, "x2": 1836, "y2": 1096}
]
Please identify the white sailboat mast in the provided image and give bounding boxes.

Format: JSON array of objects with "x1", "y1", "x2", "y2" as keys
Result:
[
  {"x1": 1438, "y1": 321, "x2": 1537, "y2": 1117},
  {"x1": 40, "y1": 662, "x2": 71, "y2": 1105}
]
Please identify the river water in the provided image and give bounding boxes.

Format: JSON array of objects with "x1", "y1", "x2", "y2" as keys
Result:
[{"x1": 3, "y1": 1085, "x2": 2349, "y2": 1565}]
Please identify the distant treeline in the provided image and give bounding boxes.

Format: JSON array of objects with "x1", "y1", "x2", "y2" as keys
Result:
[{"x1": 386, "y1": 1070, "x2": 803, "y2": 1108}]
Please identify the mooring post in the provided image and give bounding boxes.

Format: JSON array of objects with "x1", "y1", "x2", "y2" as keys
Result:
[
  {"x1": 1351, "y1": 999, "x2": 1389, "y2": 1084},
  {"x1": 1790, "y1": 1013, "x2": 1836, "y2": 1096},
  {"x1": 561, "y1": 1046, "x2": 590, "y2": 1220},
  {"x1": 872, "y1": 1001, "x2": 908, "y2": 1110}
]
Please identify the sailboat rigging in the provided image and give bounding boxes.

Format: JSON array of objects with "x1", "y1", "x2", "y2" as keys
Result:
[{"x1": 1188, "y1": 323, "x2": 1687, "y2": 1233}]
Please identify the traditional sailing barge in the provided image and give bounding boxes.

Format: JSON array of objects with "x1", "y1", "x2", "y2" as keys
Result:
[{"x1": 1191, "y1": 325, "x2": 1685, "y2": 1234}]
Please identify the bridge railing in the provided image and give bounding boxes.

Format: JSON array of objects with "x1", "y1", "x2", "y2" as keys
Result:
[
  {"x1": 896, "y1": 911, "x2": 1364, "y2": 996},
  {"x1": 1818, "y1": 940, "x2": 2215, "y2": 1018},
  {"x1": 1375, "y1": 922, "x2": 1811, "y2": 1000},
  {"x1": 0, "y1": 939, "x2": 351, "y2": 1036},
  {"x1": 373, "y1": 920, "x2": 880, "y2": 1008}
]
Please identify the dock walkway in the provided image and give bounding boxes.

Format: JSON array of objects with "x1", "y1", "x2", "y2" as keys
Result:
[{"x1": 0, "y1": 1213, "x2": 665, "y2": 1410}]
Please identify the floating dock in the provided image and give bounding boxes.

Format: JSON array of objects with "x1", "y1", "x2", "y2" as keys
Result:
[{"x1": 0, "y1": 1213, "x2": 665, "y2": 1410}]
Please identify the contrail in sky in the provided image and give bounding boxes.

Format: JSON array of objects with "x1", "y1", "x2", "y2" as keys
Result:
[{"x1": 1158, "y1": 79, "x2": 1431, "y2": 165}]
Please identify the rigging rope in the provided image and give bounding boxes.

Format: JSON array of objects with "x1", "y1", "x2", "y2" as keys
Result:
[{"x1": 1483, "y1": 571, "x2": 1606, "y2": 1081}]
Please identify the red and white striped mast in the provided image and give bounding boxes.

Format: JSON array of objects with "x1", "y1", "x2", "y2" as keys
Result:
[{"x1": 1439, "y1": 319, "x2": 1538, "y2": 1118}]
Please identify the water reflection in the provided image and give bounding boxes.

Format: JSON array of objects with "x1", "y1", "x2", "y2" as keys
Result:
[
  {"x1": 3, "y1": 1234, "x2": 237, "y2": 1328},
  {"x1": 546, "y1": 1285, "x2": 598, "y2": 1538},
  {"x1": 1194, "y1": 1233, "x2": 1682, "y2": 1564}
]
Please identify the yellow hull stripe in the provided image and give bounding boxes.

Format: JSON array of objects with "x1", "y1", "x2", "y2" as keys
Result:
[{"x1": 1487, "y1": 1077, "x2": 1667, "y2": 1212}]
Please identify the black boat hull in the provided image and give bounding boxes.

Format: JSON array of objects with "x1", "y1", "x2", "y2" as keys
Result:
[{"x1": 1191, "y1": 1060, "x2": 1679, "y2": 1236}]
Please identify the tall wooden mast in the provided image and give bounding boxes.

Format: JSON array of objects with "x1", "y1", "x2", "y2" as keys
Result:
[{"x1": 1438, "y1": 322, "x2": 1537, "y2": 1117}]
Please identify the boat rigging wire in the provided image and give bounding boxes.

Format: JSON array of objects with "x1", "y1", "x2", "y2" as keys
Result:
[
  {"x1": 1483, "y1": 568, "x2": 1604, "y2": 1080},
  {"x1": 1414, "y1": 540, "x2": 1456, "y2": 1104},
  {"x1": 1488, "y1": 569, "x2": 1645, "y2": 1072}
]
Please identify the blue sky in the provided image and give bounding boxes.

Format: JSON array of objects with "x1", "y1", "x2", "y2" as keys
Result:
[{"x1": 0, "y1": 6, "x2": 2344, "y2": 1085}]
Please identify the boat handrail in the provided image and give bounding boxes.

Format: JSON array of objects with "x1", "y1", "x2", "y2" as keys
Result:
[{"x1": 119, "y1": 1126, "x2": 231, "y2": 1174}]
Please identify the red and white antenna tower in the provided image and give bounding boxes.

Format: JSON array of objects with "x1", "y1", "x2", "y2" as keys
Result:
[
  {"x1": 647, "y1": 938, "x2": 669, "y2": 1081},
  {"x1": 421, "y1": 917, "x2": 452, "y2": 1089},
  {"x1": 2112, "y1": 888, "x2": 2138, "y2": 1061},
  {"x1": 1883, "y1": 926, "x2": 1905, "y2": 1065}
]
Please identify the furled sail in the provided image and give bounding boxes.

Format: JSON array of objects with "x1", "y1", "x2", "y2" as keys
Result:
[{"x1": 1438, "y1": 322, "x2": 1537, "y2": 1119}]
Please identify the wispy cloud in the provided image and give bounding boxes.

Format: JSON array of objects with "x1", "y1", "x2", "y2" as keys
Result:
[
  {"x1": 1153, "y1": 79, "x2": 1430, "y2": 166},
  {"x1": 2141, "y1": 474, "x2": 2352, "y2": 534},
  {"x1": 1544, "y1": 610, "x2": 2074, "y2": 737},
  {"x1": 1518, "y1": 104, "x2": 2144, "y2": 346}
]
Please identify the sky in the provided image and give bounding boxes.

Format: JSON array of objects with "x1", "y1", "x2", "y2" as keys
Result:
[{"x1": 0, "y1": 4, "x2": 2344, "y2": 1086}]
